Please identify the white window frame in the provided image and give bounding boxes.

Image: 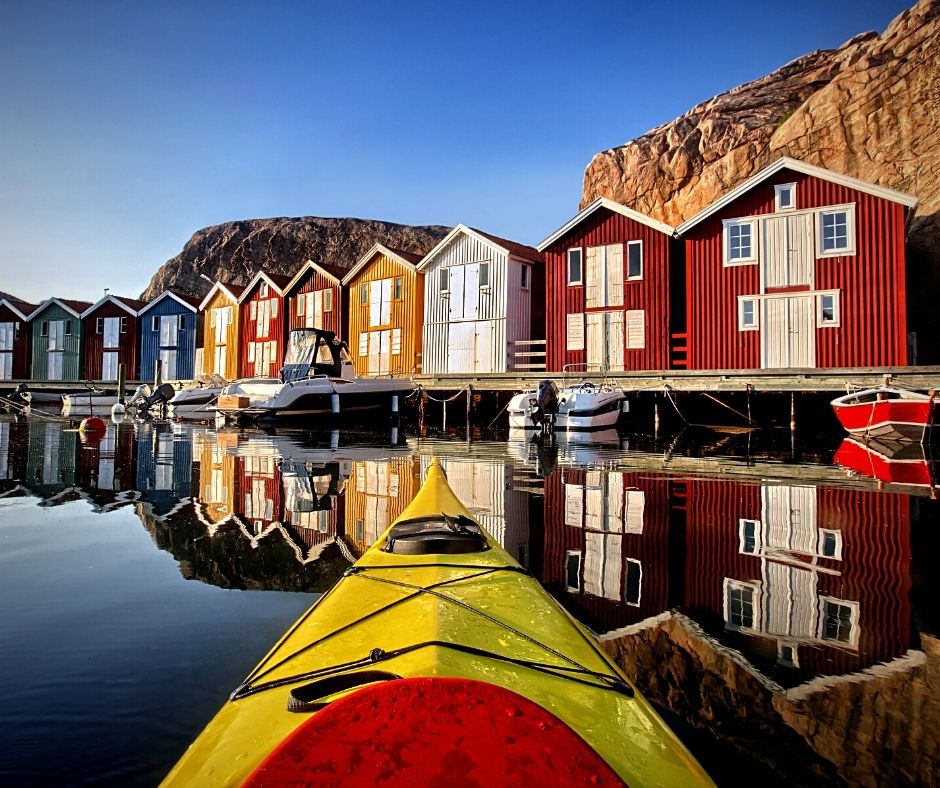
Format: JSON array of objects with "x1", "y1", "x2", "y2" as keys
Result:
[
  {"x1": 259, "y1": 282, "x2": 269, "y2": 298},
  {"x1": 723, "y1": 218, "x2": 758, "y2": 266},
  {"x1": 818, "y1": 528, "x2": 843, "y2": 560},
  {"x1": 40, "y1": 320, "x2": 49, "y2": 337},
  {"x1": 816, "y1": 203, "x2": 856, "y2": 258},
  {"x1": 818, "y1": 596, "x2": 860, "y2": 649},
  {"x1": 439, "y1": 268, "x2": 449, "y2": 294},
  {"x1": 567, "y1": 248, "x2": 583, "y2": 286},
  {"x1": 738, "y1": 296, "x2": 759, "y2": 331},
  {"x1": 323, "y1": 289, "x2": 333, "y2": 313},
  {"x1": 777, "y1": 641, "x2": 800, "y2": 668},
  {"x1": 152, "y1": 315, "x2": 160, "y2": 332},
  {"x1": 64, "y1": 320, "x2": 72, "y2": 335},
  {"x1": 626, "y1": 240, "x2": 643, "y2": 281},
  {"x1": 816, "y1": 290, "x2": 841, "y2": 327},
  {"x1": 178, "y1": 313, "x2": 186, "y2": 330},
  {"x1": 624, "y1": 557, "x2": 642, "y2": 607},
  {"x1": 738, "y1": 518, "x2": 762, "y2": 554},
  {"x1": 96, "y1": 317, "x2": 103, "y2": 334},
  {"x1": 723, "y1": 578, "x2": 761, "y2": 632},
  {"x1": 479, "y1": 262, "x2": 490, "y2": 290},
  {"x1": 775, "y1": 183, "x2": 797, "y2": 212},
  {"x1": 566, "y1": 313, "x2": 584, "y2": 351},
  {"x1": 565, "y1": 550, "x2": 582, "y2": 593},
  {"x1": 521, "y1": 265, "x2": 529, "y2": 290}
]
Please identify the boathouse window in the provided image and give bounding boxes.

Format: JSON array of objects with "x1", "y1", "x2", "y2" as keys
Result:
[
  {"x1": 624, "y1": 559, "x2": 642, "y2": 606},
  {"x1": 817, "y1": 291, "x2": 840, "y2": 327},
  {"x1": 819, "y1": 598, "x2": 858, "y2": 648},
  {"x1": 152, "y1": 316, "x2": 160, "y2": 331},
  {"x1": 120, "y1": 317, "x2": 127, "y2": 333},
  {"x1": 626, "y1": 241, "x2": 643, "y2": 280},
  {"x1": 775, "y1": 183, "x2": 796, "y2": 211},
  {"x1": 566, "y1": 313, "x2": 584, "y2": 351},
  {"x1": 178, "y1": 313, "x2": 186, "y2": 330},
  {"x1": 724, "y1": 579, "x2": 759, "y2": 631},
  {"x1": 40, "y1": 321, "x2": 48, "y2": 337},
  {"x1": 818, "y1": 529, "x2": 842, "y2": 560},
  {"x1": 739, "y1": 519, "x2": 761, "y2": 553},
  {"x1": 565, "y1": 551, "x2": 581, "y2": 592},
  {"x1": 817, "y1": 205, "x2": 856, "y2": 257},
  {"x1": 96, "y1": 318, "x2": 103, "y2": 334},
  {"x1": 260, "y1": 282, "x2": 269, "y2": 298},
  {"x1": 360, "y1": 284, "x2": 368, "y2": 305},
  {"x1": 323, "y1": 289, "x2": 332, "y2": 312},
  {"x1": 723, "y1": 219, "x2": 757, "y2": 265},
  {"x1": 567, "y1": 249, "x2": 583, "y2": 285},
  {"x1": 778, "y1": 642, "x2": 799, "y2": 668},
  {"x1": 479, "y1": 263, "x2": 490, "y2": 289},
  {"x1": 521, "y1": 265, "x2": 529, "y2": 290},
  {"x1": 738, "y1": 297, "x2": 759, "y2": 331},
  {"x1": 64, "y1": 320, "x2": 72, "y2": 335},
  {"x1": 439, "y1": 268, "x2": 449, "y2": 293}
]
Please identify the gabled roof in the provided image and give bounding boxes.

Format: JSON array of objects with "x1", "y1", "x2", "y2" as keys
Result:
[
  {"x1": 237, "y1": 271, "x2": 292, "y2": 303},
  {"x1": 676, "y1": 156, "x2": 920, "y2": 235},
  {"x1": 139, "y1": 290, "x2": 201, "y2": 314},
  {"x1": 80, "y1": 294, "x2": 146, "y2": 319},
  {"x1": 417, "y1": 224, "x2": 542, "y2": 271},
  {"x1": 198, "y1": 281, "x2": 246, "y2": 311},
  {"x1": 341, "y1": 244, "x2": 423, "y2": 285},
  {"x1": 284, "y1": 260, "x2": 347, "y2": 295},
  {"x1": 0, "y1": 297, "x2": 38, "y2": 321},
  {"x1": 537, "y1": 197, "x2": 676, "y2": 251},
  {"x1": 27, "y1": 297, "x2": 93, "y2": 320}
]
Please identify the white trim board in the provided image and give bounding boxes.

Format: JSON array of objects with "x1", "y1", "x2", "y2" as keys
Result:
[
  {"x1": 28, "y1": 298, "x2": 88, "y2": 320},
  {"x1": 677, "y1": 156, "x2": 918, "y2": 235},
  {"x1": 285, "y1": 259, "x2": 343, "y2": 295},
  {"x1": 538, "y1": 197, "x2": 676, "y2": 251},
  {"x1": 198, "y1": 282, "x2": 243, "y2": 312},
  {"x1": 139, "y1": 291, "x2": 198, "y2": 315},
  {"x1": 342, "y1": 243, "x2": 420, "y2": 284},
  {"x1": 237, "y1": 271, "x2": 288, "y2": 303},
  {"x1": 417, "y1": 224, "x2": 539, "y2": 271},
  {"x1": 80, "y1": 295, "x2": 140, "y2": 319},
  {"x1": 0, "y1": 299, "x2": 34, "y2": 321}
]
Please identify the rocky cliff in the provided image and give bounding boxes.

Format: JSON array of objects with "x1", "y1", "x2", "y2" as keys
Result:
[
  {"x1": 140, "y1": 217, "x2": 450, "y2": 302},
  {"x1": 582, "y1": 0, "x2": 940, "y2": 359}
]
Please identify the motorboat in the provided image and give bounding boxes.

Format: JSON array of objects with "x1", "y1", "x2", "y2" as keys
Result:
[
  {"x1": 830, "y1": 386, "x2": 935, "y2": 443},
  {"x1": 834, "y1": 436, "x2": 936, "y2": 494},
  {"x1": 508, "y1": 379, "x2": 628, "y2": 431},
  {"x1": 62, "y1": 384, "x2": 149, "y2": 416},
  {"x1": 168, "y1": 374, "x2": 235, "y2": 420},
  {"x1": 215, "y1": 329, "x2": 417, "y2": 426}
]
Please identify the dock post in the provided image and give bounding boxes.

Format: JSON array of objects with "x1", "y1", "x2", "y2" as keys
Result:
[
  {"x1": 790, "y1": 392, "x2": 796, "y2": 433},
  {"x1": 154, "y1": 360, "x2": 162, "y2": 388},
  {"x1": 418, "y1": 389, "x2": 427, "y2": 437},
  {"x1": 117, "y1": 364, "x2": 126, "y2": 405},
  {"x1": 442, "y1": 395, "x2": 447, "y2": 432},
  {"x1": 654, "y1": 397, "x2": 660, "y2": 439},
  {"x1": 465, "y1": 385, "x2": 472, "y2": 438}
]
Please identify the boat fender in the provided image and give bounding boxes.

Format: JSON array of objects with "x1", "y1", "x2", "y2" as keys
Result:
[
  {"x1": 286, "y1": 670, "x2": 401, "y2": 713},
  {"x1": 331, "y1": 392, "x2": 340, "y2": 414}
]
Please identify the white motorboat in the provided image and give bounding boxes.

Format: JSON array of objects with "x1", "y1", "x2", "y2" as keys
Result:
[
  {"x1": 215, "y1": 329, "x2": 417, "y2": 426},
  {"x1": 168, "y1": 375, "x2": 236, "y2": 420},
  {"x1": 508, "y1": 379, "x2": 628, "y2": 431},
  {"x1": 62, "y1": 384, "x2": 149, "y2": 416}
]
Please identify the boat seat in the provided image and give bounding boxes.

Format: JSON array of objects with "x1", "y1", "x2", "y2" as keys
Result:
[{"x1": 383, "y1": 515, "x2": 489, "y2": 555}]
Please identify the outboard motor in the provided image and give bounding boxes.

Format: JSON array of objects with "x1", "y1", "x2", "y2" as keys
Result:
[
  {"x1": 530, "y1": 379, "x2": 559, "y2": 430},
  {"x1": 137, "y1": 383, "x2": 177, "y2": 414},
  {"x1": 9, "y1": 383, "x2": 31, "y2": 407}
]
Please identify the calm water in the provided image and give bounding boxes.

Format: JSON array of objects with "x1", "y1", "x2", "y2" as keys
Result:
[{"x1": 0, "y1": 416, "x2": 936, "y2": 786}]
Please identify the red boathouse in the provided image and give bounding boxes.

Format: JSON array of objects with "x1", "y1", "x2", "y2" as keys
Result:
[
  {"x1": 81, "y1": 295, "x2": 145, "y2": 381},
  {"x1": 238, "y1": 272, "x2": 291, "y2": 378},
  {"x1": 0, "y1": 296, "x2": 37, "y2": 380},
  {"x1": 677, "y1": 157, "x2": 919, "y2": 370},
  {"x1": 283, "y1": 260, "x2": 348, "y2": 338},
  {"x1": 539, "y1": 198, "x2": 680, "y2": 373}
]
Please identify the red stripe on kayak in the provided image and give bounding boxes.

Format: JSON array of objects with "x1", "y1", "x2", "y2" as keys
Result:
[{"x1": 243, "y1": 676, "x2": 626, "y2": 787}]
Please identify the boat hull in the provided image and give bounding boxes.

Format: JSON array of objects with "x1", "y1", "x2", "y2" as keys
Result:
[
  {"x1": 508, "y1": 386, "x2": 627, "y2": 431},
  {"x1": 831, "y1": 393, "x2": 934, "y2": 443}
]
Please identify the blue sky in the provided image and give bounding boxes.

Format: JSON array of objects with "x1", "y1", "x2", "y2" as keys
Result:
[{"x1": 0, "y1": 0, "x2": 910, "y2": 303}]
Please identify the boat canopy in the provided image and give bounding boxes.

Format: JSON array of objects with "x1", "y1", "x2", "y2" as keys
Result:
[{"x1": 281, "y1": 328, "x2": 349, "y2": 382}]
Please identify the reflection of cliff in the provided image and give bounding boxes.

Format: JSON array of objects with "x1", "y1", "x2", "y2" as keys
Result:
[
  {"x1": 138, "y1": 504, "x2": 349, "y2": 593},
  {"x1": 601, "y1": 614, "x2": 939, "y2": 786}
]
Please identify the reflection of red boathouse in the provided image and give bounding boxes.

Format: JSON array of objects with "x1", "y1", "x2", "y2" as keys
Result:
[
  {"x1": 684, "y1": 479, "x2": 912, "y2": 678},
  {"x1": 542, "y1": 468, "x2": 675, "y2": 633}
]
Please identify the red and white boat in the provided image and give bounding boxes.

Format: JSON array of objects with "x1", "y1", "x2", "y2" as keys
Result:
[
  {"x1": 834, "y1": 436, "x2": 936, "y2": 493},
  {"x1": 830, "y1": 386, "x2": 936, "y2": 443}
]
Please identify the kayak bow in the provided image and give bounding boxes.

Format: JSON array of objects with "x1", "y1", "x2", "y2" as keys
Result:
[{"x1": 162, "y1": 459, "x2": 711, "y2": 786}]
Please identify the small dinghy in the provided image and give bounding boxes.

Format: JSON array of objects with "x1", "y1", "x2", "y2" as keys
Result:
[{"x1": 830, "y1": 386, "x2": 935, "y2": 443}]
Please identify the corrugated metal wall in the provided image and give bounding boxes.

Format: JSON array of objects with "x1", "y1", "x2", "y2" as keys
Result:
[
  {"x1": 423, "y1": 233, "x2": 537, "y2": 374},
  {"x1": 0, "y1": 304, "x2": 32, "y2": 379},
  {"x1": 82, "y1": 303, "x2": 139, "y2": 380},
  {"x1": 685, "y1": 169, "x2": 909, "y2": 370},
  {"x1": 544, "y1": 208, "x2": 673, "y2": 372},
  {"x1": 29, "y1": 303, "x2": 83, "y2": 381},
  {"x1": 238, "y1": 285, "x2": 286, "y2": 378},
  {"x1": 139, "y1": 299, "x2": 199, "y2": 382},
  {"x1": 201, "y1": 291, "x2": 240, "y2": 380},
  {"x1": 347, "y1": 253, "x2": 424, "y2": 377},
  {"x1": 286, "y1": 270, "x2": 346, "y2": 338}
]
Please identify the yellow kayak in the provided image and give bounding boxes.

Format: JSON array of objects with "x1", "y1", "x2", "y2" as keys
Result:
[{"x1": 163, "y1": 460, "x2": 712, "y2": 786}]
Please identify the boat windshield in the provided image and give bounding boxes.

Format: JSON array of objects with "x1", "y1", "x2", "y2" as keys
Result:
[
  {"x1": 284, "y1": 330, "x2": 319, "y2": 367},
  {"x1": 282, "y1": 329, "x2": 343, "y2": 382}
]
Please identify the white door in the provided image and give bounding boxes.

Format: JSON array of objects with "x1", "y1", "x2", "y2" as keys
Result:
[
  {"x1": 160, "y1": 349, "x2": 178, "y2": 380},
  {"x1": 48, "y1": 320, "x2": 63, "y2": 352},
  {"x1": 212, "y1": 307, "x2": 229, "y2": 343},
  {"x1": 159, "y1": 315, "x2": 178, "y2": 348},
  {"x1": 762, "y1": 296, "x2": 815, "y2": 369},
  {"x1": 447, "y1": 322, "x2": 475, "y2": 373},
  {"x1": 762, "y1": 214, "x2": 813, "y2": 289},
  {"x1": 448, "y1": 266, "x2": 465, "y2": 321},
  {"x1": 102, "y1": 351, "x2": 118, "y2": 380},
  {"x1": 473, "y1": 321, "x2": 493, "y2": 372},
  {"x1": 463, "y1": 264, "x2": 480, "y2": 320},
  {"x1": 48, "y1": 351, "x2": 63, "y2": 380},
  {"x1": 103, "y1": 317, "x2": 120, "y2": 349},
  {"x1": 583, "y1": 531, "x2": 623, "y2": 600},
  {"x1": 0, "y1": 322, "x2": 13, "y2": 351},
  {"x1": 586, "y1": 311, "x2": 624, "y2": 371},
  {"x1": 214, "y1": 345, "x2": 226, "y2": 375},
  {"x1": 0, "y1": 353, "x2": 11, "y2": 380},
  {"x1": 607, "y1": 311, "x2": 625, "y2": 372}
]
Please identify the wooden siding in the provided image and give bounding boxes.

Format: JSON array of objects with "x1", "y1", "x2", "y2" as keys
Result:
[
  {"x1": 29, "y1": 303, "x2": 84, "y2": 382},
  {"x1": 343, "y1": 457, "x2": 420, "y2": 557},
  {"x1": 685, "y1": 169, "x2": 909, "y2": 370},
  {"x1": 544, "y1": 207, "x2": 673, "y2": 372},
  {"x1": 139, "y1": 298, "x2": 200, "y2": 382},
  {"x1": 197, "y1": 436, "x2": 239, "y2": 531},
  {"x1": 83, "y1": 304, "x2": 139, "y2": 381},
  {"x1": 347, "y1": 253, "x2": 424, "y2": 376},
  {"x1": 0, "y1": 303, "x2": 32, "y2": 379},
  {"x1": 423, "y1": 232, "x2": 538, "y2": 374},
  {"x1": 286, "y1": 269, "x2": 346, "y2": 338},
  {"x1": 201, "y1": 290, "x2": 240, "y2": 380},
  {"x1": 238, "y1": 283, "x2": 286, "y2": 378}
]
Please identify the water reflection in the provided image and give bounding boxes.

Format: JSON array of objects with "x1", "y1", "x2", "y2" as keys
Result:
[{"x1": 1, "y1": 416, "x2": 936, "y2": 785}]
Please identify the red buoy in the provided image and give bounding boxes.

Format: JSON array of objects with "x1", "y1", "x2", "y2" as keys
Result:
[{"x1": 79, "y1": 416, "x2": 107, "y2": 434}]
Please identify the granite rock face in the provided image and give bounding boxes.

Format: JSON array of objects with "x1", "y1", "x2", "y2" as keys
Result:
[
  {"x1": 582, "y1": 0, "x2": 940, "y2": 359},
  {"x1": 140, "y1": 217, "x2": 450, "y2": 302}
]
